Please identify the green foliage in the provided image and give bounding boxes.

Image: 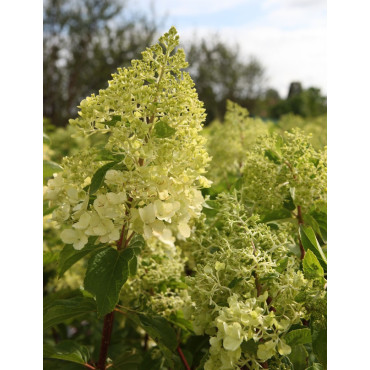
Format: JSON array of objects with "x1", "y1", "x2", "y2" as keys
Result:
[
  {"x1": 58, "y1": 237, "x2": 100, "y2": 277},
  {"x1": 300, "y1": 225, "x2": 327, "y2": 270},
  {"x1": 44, "y1": 296, "x2": 96, "y2": 329},
  {"x1": 89, "y1": 161, "x2": 120, "y2": 195},
  {"x1": 43, "y1": 27, "x2": 326, "y2": 370},
  {"x1": 84, "y1": 247, "x2": 131, "y2": 316},
  {"x1": 44, "y1": 340, "x2": 90, "y2": 365}
]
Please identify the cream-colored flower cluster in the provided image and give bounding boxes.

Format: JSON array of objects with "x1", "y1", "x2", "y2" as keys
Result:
[
  {"x1": 120, "y1": 239, "x2": 189, "y2": 317},
  {"x1": 44, "y1": 27, "x2": 211, "y2": 250},
  {"x1": 182, "y1": 192, "x2": 308, "y2": 369},
  {"x1": 242, "y1": 129, "x2": 327, "y2": 214},
  {"x1": 204, "y1": 101, "x2": 270, "y2": 188}
]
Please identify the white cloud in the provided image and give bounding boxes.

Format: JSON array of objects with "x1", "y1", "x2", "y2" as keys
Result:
[{"x1": 178, "y1": 24, "x2": 326, "y2": 96}]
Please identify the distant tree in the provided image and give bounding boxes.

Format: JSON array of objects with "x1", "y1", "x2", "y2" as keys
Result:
[
  {"x1": 287, "y1": 81, "x2": 303, "y2": 98},
  {"x1": 43, "y1": 0, "x2": 159, "y2": 127},
  {"x1": 269, "y1": 83, "x2": 326, "y2": 119},
  {"x1": 186, "y1": 38, "x2": 265, "y2": 123}
]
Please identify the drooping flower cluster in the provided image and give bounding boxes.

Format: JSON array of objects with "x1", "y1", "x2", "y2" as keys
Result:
[{"x1": 44, "y1": 27, "x2": 211, "y2": 250}]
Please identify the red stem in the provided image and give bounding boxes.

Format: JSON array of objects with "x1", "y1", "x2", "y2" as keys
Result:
[
  {"x1": 84, "y1": 363, "x2": 96, "y2": 369},
  {"x1": 177, "y1": 346, "x2": 190, "y2": 370},
  {"x1": 97, "y1": 311, "x2": 115, "y2": 370}
]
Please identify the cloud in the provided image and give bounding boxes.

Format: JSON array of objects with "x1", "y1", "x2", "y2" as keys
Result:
[
  {"x1": 178, "y1": 24, "x2": 326, "y2": 96},
  {"x1": 133, "y1": 0, "x2": 326, "y2": 96}
]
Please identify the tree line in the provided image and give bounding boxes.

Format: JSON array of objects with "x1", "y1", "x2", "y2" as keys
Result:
[{"x1": 44, "y1": 0, "x2": 326, "y2": 127}]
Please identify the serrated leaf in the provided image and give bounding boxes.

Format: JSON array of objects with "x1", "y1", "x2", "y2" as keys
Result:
[
  {"x1": 43, "y1": 160, "x2": 63, "y2": 178},
  {"x1": 84, "y1": 247, "x2": 130, "y2": 316},
  {"x1": 58, "y1": 237, "x2": 100, "y2": 277},
  {"x1": 154, "y1": 120, "x2": 176, "y2": 138},
  {"x1": 44, "y1": 297, "x2": 96, "y2": 329},
  {"x1": 299, "y1": 225, "x2": 327, "y2": 269},
  {"x1": 138, "y1": 314, "x2": 178, "y2": 351},
  {"x1": 89, "y1": 161, "x2": 117, "y2": 195},
  {"x1": 302, "y1": 250, "x2": 324, "y2": 280},
  {"x1": 43, "y1": 340, "x2": 90, "y2": 364},
  {"x1": 285, "y1": 328, "x2": 312, "y2": 346}
]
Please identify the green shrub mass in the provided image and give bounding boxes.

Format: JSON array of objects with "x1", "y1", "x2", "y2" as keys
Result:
[{"x1": 43, "y1": 27, "x2": 327, "y2": 370}]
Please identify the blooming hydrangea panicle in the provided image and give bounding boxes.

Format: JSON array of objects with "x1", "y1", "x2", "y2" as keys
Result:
[{"x1": 44, "y1": 26, "x2": 210, "y2": 250}]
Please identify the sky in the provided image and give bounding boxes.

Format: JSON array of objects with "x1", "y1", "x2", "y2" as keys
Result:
[{"x1": 132, "y1": 0, "x2": 326, "y2": 98}]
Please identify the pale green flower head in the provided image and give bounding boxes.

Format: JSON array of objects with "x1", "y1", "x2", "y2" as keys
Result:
[{"x1": 44, "y1": 26, "x2": 211, "y2": 250}]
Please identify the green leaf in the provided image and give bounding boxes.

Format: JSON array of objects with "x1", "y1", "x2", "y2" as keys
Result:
[
  {"x1": 304, "y1": 214, "x2": 324, "y2": 242},
  {"x1": 89, "y1": 161, "x2": 117, "y2": 195},
  {"x1": 43, "y1": 132, "x2": 51, "y2": 145},
  {"x1": 58, "y1": 237, "x2": 100, "y2": 277},
  {"x1": 306, "y1": 364, "x2": 324, "y2": 370},
  {"x1": 154, "y1": 120, "x2": 176, "y2": 138},
  {"x1": 169, "y1": 310, "x2": 194, "y2": 333},
  {"x1": 302, "y1": 250, "x2": 324, "y2": 280},
  {"x1": 137, "y1": 314, "x2": 178, "y2": 352},
  {"x1": 264, "y1": 149, "x2": 281, "y2": 164},
  {"x1": 312, "y1": 324, "x2": 327, "y2": 368},
  {"x1": 112, "y1": 351, "x2": 142, "y2": 370},
  {"x1": 285, "y1": 328, "x2": 312, "y2": 346},
  {"x1": 84, "y1": 247, "x2": 131, "y2": 316},
  {"x1": 261, "y1": 209, "x2": 292, "y2": 223},
  {"x1": 127, "y1": 234, "x2": 145, "y2": 255},
  {"x1": 44, "y1": 341, "x2": 90, "y2": 365},
  {"x1": 299, "y1": 225, "x2": 327, "y2": 269},
  {"x1": 105, "y1": 115, "x2": 122, "y2": 127},
  {"x1": 95, "y1": 148, "x2": 125, "y2": 162},
  {"x1": 43, "y1": 160, "x2": 63, "y2": 178},
  {"x1": 43, "y1": 296, "x2": 96, "y2": 330},
  {"x1": 288, "y1": 344, "x2": 308, "y2": 370},
  {"x1": 128, "y1": 255, "x2": 138, "y2": 276},
  {"x1": 241, "y1": 339, "x2": 258, "y2": 355}
]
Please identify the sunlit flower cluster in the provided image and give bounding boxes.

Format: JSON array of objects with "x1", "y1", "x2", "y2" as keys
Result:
[
  {"x1": 182, "y1": 192, "x2": 308, "y2": 368},
  {"x1": 44, "y1": 27, "x2": 211, "y2": 250}
]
